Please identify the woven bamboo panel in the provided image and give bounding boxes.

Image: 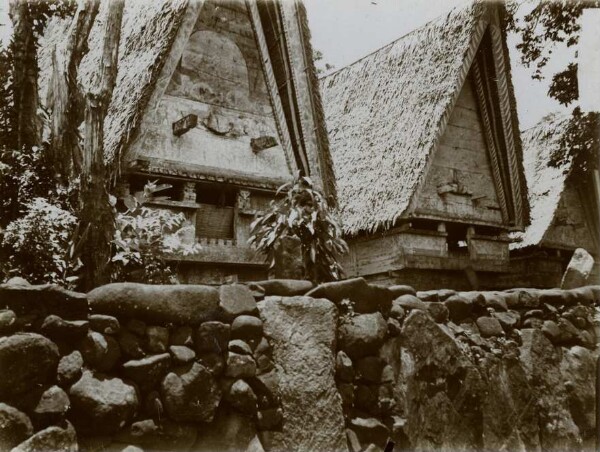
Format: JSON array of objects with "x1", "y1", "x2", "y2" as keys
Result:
[{"x1": 196, "y1": 203, "x2": 234, "y2": 240}]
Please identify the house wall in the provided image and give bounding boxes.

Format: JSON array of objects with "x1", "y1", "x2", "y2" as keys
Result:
[
  {"x1": 130, "y1": 0, "x2": 291, "y2": 180},
  {"x1": 414, "y1": 75, "x2": 503, "y2": 226}
]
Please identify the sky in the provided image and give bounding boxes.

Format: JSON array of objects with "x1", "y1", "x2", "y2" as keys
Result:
[{"x1": 0, "y1": 0, "x2": 575, "y2": 130}]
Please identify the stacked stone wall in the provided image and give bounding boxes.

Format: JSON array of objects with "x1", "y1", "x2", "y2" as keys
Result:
[{"x1": 0, "y1": 276, "x2": 598, "y2": 452}]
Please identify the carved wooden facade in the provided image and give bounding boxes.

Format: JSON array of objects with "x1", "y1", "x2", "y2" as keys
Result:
[{"x1": 321, "y1": 2, "x2": 529, "y2": 290}]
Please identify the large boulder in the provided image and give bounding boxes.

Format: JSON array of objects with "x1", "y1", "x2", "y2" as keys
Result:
[
  {"x1": 160, "y1": 362, "x2": 221, "y2": 422},
  {"x1": 0, "y1": 403, "x2": 33, "y2": 450},
  {"x1": 11, "y1": 421, "x2": 77, "y2": 452},
  {"x1": 0, "y1": 280, "x2": 87, "y2": 320},
  {"x1": 0, "y1": 333, "x2": 59, "y2": 402},
  {"x1": 257, "y1": 296, "x2": 347, "y2": 452},
  {"x1": 88, "y1": 283, "x2": 220, "y2": 325},
  {"x1": 69, "y1": 371, "x2": 139, "y2": 435},
  {"x1": 338, "y1": 312, "x2": 387, "y2": 359},
  {"x1": 219, "y1": 284, "x2": 258, "y2": 320},
  {"x1": 306, "y1": 278, "x2": 393, "y2": 313}
]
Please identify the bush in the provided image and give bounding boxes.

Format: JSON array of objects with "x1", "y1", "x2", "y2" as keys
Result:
[
  {"x1": 2, "y1": 197, "x2": 79, "y2": 285},
  {"x1": 249, "y1": 174, "x2": 348, "y2": 282}
]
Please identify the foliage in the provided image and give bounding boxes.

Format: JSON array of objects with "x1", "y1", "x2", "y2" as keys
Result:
[
  {"x1": 111, "y1": 181, "x2": 199, "y2": 284},
  {"x1": 506, "y1": 0, "x2": 600, "y2": 174},
  {"x1": 249, "y1": 174, "x2": 348, "y2": 283},
  {"x1": 1, "y1": 197, "x2": 80, "y2": 285}
]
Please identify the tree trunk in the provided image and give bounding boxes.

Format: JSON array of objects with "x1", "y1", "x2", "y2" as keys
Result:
[
  {"x1": 49, "y1": 0, "x2": 100, "y2": 179},
  {"x1": 80, "y1": 0, "x2": 124, "y2": 290},
  {"x1": 8, "y1": 0, "x2": 41, "y2": 149}
]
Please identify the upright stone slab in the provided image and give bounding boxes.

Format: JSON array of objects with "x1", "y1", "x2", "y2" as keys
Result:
[
  {"x1": 561, "y1": 248, "x2": 595, "y2": 289},
  {"x1": 257, "y1": 296, "x2": 347, "y2": 452}
]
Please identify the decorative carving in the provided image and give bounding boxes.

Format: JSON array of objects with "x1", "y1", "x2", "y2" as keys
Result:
[
  {"x1": 172, "y1": 114, "x2": 198, "y2": 136},
  {"x1": 251, "y1": 135, "x2": 278, "y2": 153},
  {"x1": 437, "y1": 169, "x2": 472, "y2": 197},
  {"x1": 183, "y1": 182, "x2": 196, "y2": 202},
  {"x1": 203, "y1": 111, "x2": 234, "y2": 136},
  {"x1": 237, "y1": 190, "x2": 251, "y2": 211}
]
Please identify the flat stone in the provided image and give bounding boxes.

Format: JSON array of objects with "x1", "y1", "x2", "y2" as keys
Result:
[
  {"x1": 219, "y1": 284, "x2": 258, "y2": 320},
  {"x1": 306, "y1": 277, "x2": 394, "y2": 314},
  {"x1": 388, "y1": 285, "x2": 416, "y2": 297},
  {"x1": 69, "y1": 371, "x2": 138, "y2": 435},
  {"x1": 169, "y1": 345, "x2": 196, "y2": 365},
  {"x1": 231, "y1": 315, "x2": 263, "y2": 342},
  {"x1": 416, "y1": 290, "x2": 439, "y2": 302},
  {"x1": 338, "y1": 312, "x2": 387, "y2": 359},
  {"x1": 40, "y1": 315, "x2": 88, "y2": 341},
  {"x1": 229, "y1": 339, "x2": 253, "y2": 355},
  {"x1": 56, "y1": 350, "x2": 83, "y2": 388},
  {"x1": 161, "y1": 362, "x2": 221, "y2": 422},
  {"x1": 88, "y1": 283, "x2": 220, "y2": 325},
  {"x1": 0, "y1": 310, "x2": 16, "y2": 335},
  {"x1": 336, "y1": 350, "x2": 354, "y2": 382},
  {"x1": 226, "y1": 352, "x2": 257, "y2": 378},
  {"x1": 170, "y1": 326, "x2": 193, "y2": 346},
  {"x1": 250, "y1": 279, "x2": 314, "y2": 296},
  {"x1": 492, "y1": 311, "x2": 520, "y2": 331},
  {"x1": 32, "y1": 385, "x2": 70, "y2": 427},
  {"x1": 394, "y1": 294, "x2": 427, "y2": 311},
  {"x1": 194, "y1": 321, "x2": 230, "y2": 355},
  {"x1": 485, "y1": 294, "x2": 508, "y2": 312},
  {"x1": 225, "y1": 379, "x2": 257, "y2": 415},
  {"x1": 444, "y1": 295, "x2": 473, "y2": 321},
  {"x1": 427, "y1": 302, "x2": 449, "y2": 323},
  {"x1": 475, "y1": 317, "x2": 504, "y2": 337},
  {"x1": 0, "y1": 403, "x2": 33, "y2": 450},
  {"x1": 79, "y1": 331, "x2": 121, "y2": 372},
  {"x1": 146, "y1": 326, "x2": 169, "y2": 353},
  {"x1": 0, "y1": 282, "x2": 87, "y2": 320},
  {"x1": 0, "y1": 333, "x2": 59, "y2": 401},
  {"x1": 118, "y1": 330, "x2": 145, "y2": 359},
  {"x1": 89, "y1": 315, "x2": 120, "y2": 335},
  {"x1": 11, "y1": 421, "x2": 77, "y2": 452},
  {"x1": 349, "y1": 418, "x2": 389, "y2": 448},
  {"x1": 122, "y1": 353, "x2": 171, "y2": 391}
]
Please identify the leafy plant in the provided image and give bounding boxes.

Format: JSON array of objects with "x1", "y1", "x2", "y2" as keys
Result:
[
  {"x1": 248, "y1": 174, "x2": 348, "y2": 282},
  {"x1": 111, "y1": 181, "x2": 199, "y2": 284}
]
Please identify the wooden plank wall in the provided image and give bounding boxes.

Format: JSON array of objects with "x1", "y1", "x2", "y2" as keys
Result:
[{"x1": 414, "y1": 74, "x2": 504, "y2": 225}]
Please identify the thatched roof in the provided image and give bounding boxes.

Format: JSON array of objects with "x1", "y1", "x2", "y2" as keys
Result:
[
  {"x1": 38, "y1": 0, "x2": 335, "y2": 198},
  {"x1": 511, "y1": 113, "x2": 573, "y2": 249},
  {"x1": 320, "y1": 1, "x2": 527, "y2": 235}
]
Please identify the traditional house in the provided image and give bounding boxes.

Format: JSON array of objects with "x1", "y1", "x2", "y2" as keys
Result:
[
  {"x1": 507, "y1": 113, "x2": 600, "y2": 288},
  {"x1": 40, "y1": 0, "x2": 335, "y2": 284},
  {"x1": 320, "y1": 1, "x2": 530, "y2": 290}
]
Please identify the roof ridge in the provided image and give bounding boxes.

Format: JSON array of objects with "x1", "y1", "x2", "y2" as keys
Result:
[{"x1": 320, "y1": 0, "x2": 473, "y2": 81}]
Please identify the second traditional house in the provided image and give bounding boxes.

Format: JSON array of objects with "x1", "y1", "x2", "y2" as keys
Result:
[{"x1": 320, "y1": 1, "x2": 530, "y2": 290}]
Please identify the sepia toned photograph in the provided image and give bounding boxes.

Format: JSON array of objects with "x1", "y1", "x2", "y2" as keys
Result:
[{"x1": 0, "y1": 0, "x2": 598, "y2": 451}]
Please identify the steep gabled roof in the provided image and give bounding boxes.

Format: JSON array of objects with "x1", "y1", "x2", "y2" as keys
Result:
[
  {"x1": 511, "y1": 113, "x2": 574, "y2": 249},
  {"x1": 38, "y1": 0, "x2": 336, "y2": 200},
  {"x1": 320, "y1": 1, "x2": 528, "y2": 235}
]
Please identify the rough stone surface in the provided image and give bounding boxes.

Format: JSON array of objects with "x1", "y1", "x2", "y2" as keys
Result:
[
  {"x1": 426, "y1": 302, "x2": 449, "y2": 323},
  {"x1": 32, "y1": 385, "x2": 70, "y2": 426},
  {"x1": 231, "y1": 315, "x2": 263, "y2": 343},
  {"x1": 251, "y1": 279, "x2": 314, "y2": 296},
  {"x1": 122, "y1": 353, "x2": 171, "y2": 391},
  {"x1": 194, "y1": 321, "x2": 230, "y2": 355},
  {"x1": 475, "y1": 317, "x2": 504, "y2": 337},
  {"x1": 561, "y1": 248, "x2": 594, "y2": 289},
  {"x1": 219, "y1": 284, "x2": 258, "y2": 320},
  {"x1": 161, "y1": 362, "x2": 221, "y2": 422},
  {"x1": 225, "y1": 379, "x2": 257, "y2": 415},
  {"x1": 0, "y1": 333, "x2": 59, "y2": 401},
  {"x1": 225, "y1": 352, "x2": 257, "y2": 378},
  {"x1": 11, "y1": 421, "x2": 77, "y2": 452},
  {"x1": 88, "y1": 283, "x2": 220, "y2": 325},
  {"x1": 0, "y1": 403, "x2": 33, "y2": 450},
  {"x1": 146, "y1": 326, "x2": 169, "y2": 353},
  {"x1": 40, "y1": 315, "x2": 88, "y2": 341},
  {"x1": 169, "y1": 345, "x2": 196, "y2": 365},
  {"x1": 492, "y1": 310, "x2": 520, "y2": 331},
  {"x1": 80, "y1": 331, "x2": 121, "y2": 372},
  {"x1": 69, "y1": 371, "x2": 138, "y2": 435},
  {"x1": 444, "y1": 295, "x2": 473, "y2": 321},
  {"x1": 338, "y1": 312, "x2": 387, "y2": 359},
  {"x1": 89, "y1": 314, "x2": 120, "y2": 335},
  {"x1": 306, "y1": 277, "x2": 393, "y2": 313},
  {"x1": 258, "y1": 296, "x2": 347, "y2": 451},
  {"x1": 57, "y1": 351, "x2": 83, "y2": 388}
]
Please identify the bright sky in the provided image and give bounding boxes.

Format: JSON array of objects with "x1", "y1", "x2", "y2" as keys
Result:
[{"x1": 0, "y1": 0, "x2": 574, "y2": 130}]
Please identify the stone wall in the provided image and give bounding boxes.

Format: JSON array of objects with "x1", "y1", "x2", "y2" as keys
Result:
[{"x1": 0, "y1": 276, "x2": 598, "y2": 452}]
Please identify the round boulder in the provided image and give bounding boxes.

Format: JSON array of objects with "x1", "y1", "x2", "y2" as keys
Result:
[
  {"x1": 0, "y1": 403, "x2": 33, "y2": 450},
  {"x1": 338, "y1": 313, "x2": 387, "y2": 359}
]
